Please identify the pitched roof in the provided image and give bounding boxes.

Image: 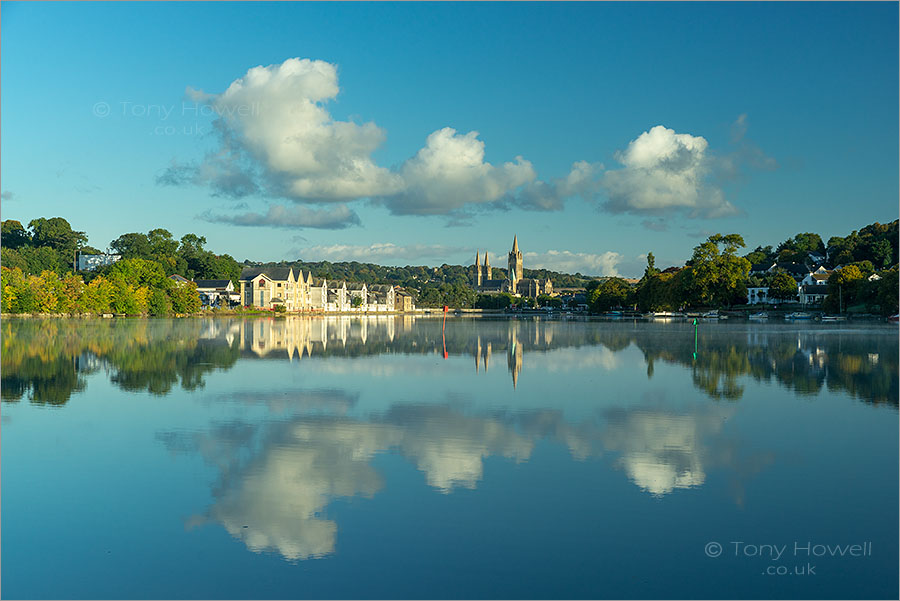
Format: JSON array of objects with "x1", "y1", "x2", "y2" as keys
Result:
[
  {"x1": 773, "y1": 262, "x2": 811, "y2": 276},
  {"x1": 239, "y1": 266, "x2": 294, "y2": 281},
  {"x1": 368, "y1": 284, "x2": 393, "y2": 292},
  {"x1": 310, "y1": 277, "x2": 327, "y2": 286},
  {"x1": 750, "y1": 262, "x2": 775, "y2": 273},
  {"x1": 801, "y1": 285, "x2": 827, "y2": 294},
  {"x1": 346, "y1": 282, "x2": 366, "y2": 290},
  {"x1": 168, "y1": 274, "x2": 190, "y2": 282},
  {"x1": 194, "y1": 279, "x2": 231, "y2": 289}
]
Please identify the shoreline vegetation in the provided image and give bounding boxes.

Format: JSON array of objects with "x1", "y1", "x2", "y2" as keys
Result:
[{"x1": 1, "y1": 216, "x2": 897, "y2": 317}]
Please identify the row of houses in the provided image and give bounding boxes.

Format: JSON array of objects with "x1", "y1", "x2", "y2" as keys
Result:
[
  {"x1": 238, "y1": 267, "x2": 415, "y2": 312},
  {"x1": 746, "y1": 263, "x2": 881, "y2": 306}
]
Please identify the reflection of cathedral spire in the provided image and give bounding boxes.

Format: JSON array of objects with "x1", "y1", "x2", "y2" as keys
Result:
[
  {"x1": 508, "y1": 326, "x2": 523, "y2": 389},
  {"x1": 476, "y1": 337, "x2": 482, "y2": 372}
]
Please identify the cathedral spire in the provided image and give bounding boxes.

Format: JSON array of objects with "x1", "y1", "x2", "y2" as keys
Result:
[
  {"x1": 475, "y1": 252, "x2": 480, "y2": 267},
  {"x1": 512, "y1": 235, "x2": 519, "y2": 253}
]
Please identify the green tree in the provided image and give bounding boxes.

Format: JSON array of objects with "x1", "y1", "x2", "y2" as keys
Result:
[
  {"x1": 28, "y1": 217, "x2": 87, "y2": 257},
  {"x1": 169, "y1": 281, "x2": 201, "y2": 314},
  {"x1": 589, "y1": 278, "x2": 633, "y2": 312},
  {"x1": 769, "y1": 272, "x2": 798, "y2": 301},
  {"x1": 110, "y1": 232, "x2": 152, "y2": 259},
  {"x1": 1, "y1": 220, "x2": 31, "y2": 249},
  {"x1": 682, "y1": 234, "x2": 750, "y2": 308}
]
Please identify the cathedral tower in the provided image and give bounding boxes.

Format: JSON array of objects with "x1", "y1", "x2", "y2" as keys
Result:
[
  {"x1": 484, "y1": 252, "x2": 491, "y2": 282},
  {"x1": 475, "y1": 252, "x2": 482, "y2": 287},
  {"x1": 508, "y1": 235, "x2": 523, "y2": 292}
]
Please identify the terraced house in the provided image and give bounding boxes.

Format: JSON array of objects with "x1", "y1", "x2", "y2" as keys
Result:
[{"x1": 239, "y1": 267, "x2": 412, "y2": 313}]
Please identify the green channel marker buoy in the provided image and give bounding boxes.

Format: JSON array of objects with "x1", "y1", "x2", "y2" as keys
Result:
[{"x1": 693, "y1": 318, "x2": 698, "y2": 360}]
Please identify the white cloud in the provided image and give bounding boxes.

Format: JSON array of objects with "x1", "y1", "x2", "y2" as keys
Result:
[
  {"x1": 602, "y1": 405, "x2": 734, "y2": 496},
  {"x1": 508, "y1": 160, "x2": 604, "y2": 211},
  {"x1": 601, "y1": 125, "x2": 739, "y2": 218},
  {"x1": 295, "y1": 242, "x2": 466, "y2": 262},
  {"x1": 161, "y1": 58, "x2": 404, "y2": 204},
  {"x1": 160, "y1": 58, "x2": 600, "y2": 223},
  {"x1": 200, "y1": 203, "x2": 360, "y2": 229},
  {"x1": 523, "y1": 250, "x2": 623, "y2": 277},
  {"x1": 381, "y1": 127, "x2": 536, "y2": 215}
]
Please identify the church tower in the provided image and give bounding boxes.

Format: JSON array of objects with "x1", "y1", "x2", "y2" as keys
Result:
[
  {"x1": 484, "y1": 252, "x2": 491, "y2": 282},
  {"x1": 508, "y1": 235, "x2": 523, "y2": 292},
  {"x1": 475, "y1": 252, "x2": 482, "y2": 287}
]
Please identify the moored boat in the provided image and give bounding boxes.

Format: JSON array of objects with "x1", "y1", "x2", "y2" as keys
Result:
[
  {"x1": 821, "y1": 315, "x2": 847, "y2": 322},
  {"x1": 785, "y1": 311, "x2": 813, "y2": 320},
  {"x1": 749, "y1": 312, "x2": 769, "y2": 320}
]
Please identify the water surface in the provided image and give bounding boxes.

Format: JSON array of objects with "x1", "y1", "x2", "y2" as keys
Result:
[{"x1": 2, "y1": 316, "x2": 897, "y2": 599}]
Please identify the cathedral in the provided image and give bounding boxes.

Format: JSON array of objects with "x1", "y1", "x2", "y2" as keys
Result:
[{"x1": 474, "y1": 236, "x2": 553, "y2": 298}]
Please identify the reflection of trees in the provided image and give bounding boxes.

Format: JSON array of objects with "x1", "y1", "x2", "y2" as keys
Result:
[
  {"x1": 160, "y1": 397, "x2": 771, "y2": 561},
  {"x1": 631, "y1": 327, "x2": 897, "y2": 406},
  {"x1": 3, "y1": 317, "x2": 896, "y2": 406},
  {"x1": 1, "y1": 318, "x2": 240, "y2": 404}
]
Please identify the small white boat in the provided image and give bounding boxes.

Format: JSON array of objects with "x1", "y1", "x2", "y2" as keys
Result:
[
  {"x1": 701, "y1": 310, "x2": 727, "y2": 319},
  {"x1": 821, "y1": 315, "x2": 847, "y2": 322},
  {"x1": 785, "y1": 311, "x2": 813, "y2": 320},
  {"x1": 749, "y1": 312, "x2": 769, "y2": 320}
]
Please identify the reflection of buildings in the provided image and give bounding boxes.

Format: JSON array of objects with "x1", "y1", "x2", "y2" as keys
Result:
[
  {"x1": 507, "y1": 325, "x2": 523, "y2": 389},
  {"x1": 238, "y1": 316, "x2": 402, "y2": 359}
]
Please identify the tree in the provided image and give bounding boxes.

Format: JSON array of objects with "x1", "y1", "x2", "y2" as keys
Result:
[
  {"x1": 870, "y1": 240, "x2": 892, "y2": 268},
  {"x1": 769, "y1": 272, "x2": 798, "y2": 301},
  {"x1": 28, "y1": 217, "x2": 87, "y2": 257},
  {"x1": 776, "y1": 232, "x2": 825, "y2": 263},
  {"x1": 169, "y1": 281, "x2": 201, "y2": 314},
  {"x1": 537, "y1": 294, "x2": 563, "y2": 308},
  {"x1": 110, "y1": 232, "x2": 152, "y2": 259},
  {"x1": 589, "y1": 278, "x2": 633, "y2": 312},
  {"x1": 744, "y1": 245, "x2": 775, "y2": 267},
  {"x1": 823, "y1": 266, "x2": 864, "y2": 313},
  {"x1": 682, "y1": 234, "x2": 750, "y2": 307},
  {"x1": 1, "y1": 220, "x2": 31, "y2": 249},
  {"x1": 644, "y1": 252, "x2": 659, "y2": 278}
]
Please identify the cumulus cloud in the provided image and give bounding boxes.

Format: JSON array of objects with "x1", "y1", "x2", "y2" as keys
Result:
[
  {"x1": 162, "y1": 58, "x2": 403, "y2": 203},
  {"x1": 503, "y1": 160, "x2": 604, "y2": 212},
  {"x1": 601, "y1": 125, "x2": 739, "y2": 218},
  {"x1": 160, "y1": 58, "x2": 601, "y2": 223},
  {"x1": 200, "y1": 204, "x2": 360, "y2": 229},
  {"x1": 160, "y1": 60, "x2": 776, "y2": 226},
  {"x1": 380, "y1": 127, "x2": 536, "y2": 215},
  {"x1": 294, "y1": 242, "x2": 466, "y2": 262},
  {"x1": 602, "y1": 405, "x2": 735, "y2": 497},
  {"x1": 523, "y1": 250, "x2": 623, "y2": 277}
]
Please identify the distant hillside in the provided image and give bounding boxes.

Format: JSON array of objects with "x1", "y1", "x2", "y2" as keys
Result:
[{"x1": 242, "y1": 260, "x2": 596, "y2": 290}]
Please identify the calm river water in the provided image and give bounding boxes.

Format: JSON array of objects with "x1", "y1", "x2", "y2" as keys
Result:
[{"x1": 1, "y1": 316, "x2": 897, "y2": 599}]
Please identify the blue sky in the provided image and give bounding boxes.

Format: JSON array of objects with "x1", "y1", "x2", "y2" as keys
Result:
[{"x1": 1, "y1": 2, "x2": 897, "y2": 277}]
